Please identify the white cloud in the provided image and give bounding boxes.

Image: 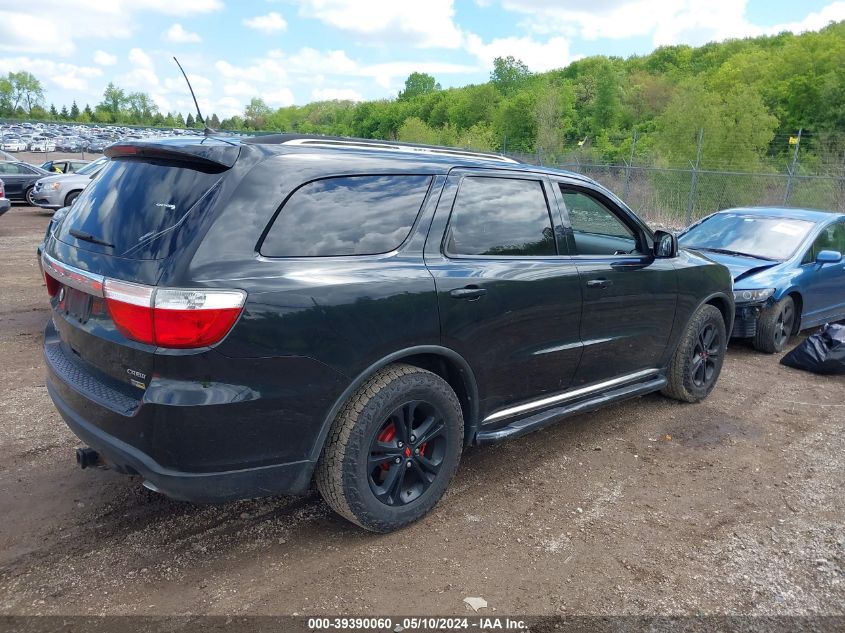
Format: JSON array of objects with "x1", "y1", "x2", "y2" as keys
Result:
[
  {"x1": 263, "y1": 88, "x2": 296, "y2": 107},
  {"x1": 293, "y1": 0, "x2": 462, "y2": 48},
  {"x1": 766, "y1": 2, "x2": 845, "y2": 35},
  {"x1": 0, "y1": 1, "x2": 221, "y2": 57},
  {"x1": 223, "y1": 81, "x2": 259, "y2": 97},
  {"x1": 493, "y1": 0, "x2": 845, "y2": 47},
  {"x1": 164, "y1": 23, "x2": 202, "y2": 43},
  {"x1": 243, "y1": 12, "x2": 288, "y2": 33},
  {"x1": 0, "y1": 57, "x2": 102, "y2": 92},
  {"x1": 93, "y1": 50, "x2": 117, "y2": 66},
  {"x1": 464, "y1": 33, "x2": 572, "y2": 72},
  {"x1": 312, "y1": 87, "x2": 364, "y2": 101}
]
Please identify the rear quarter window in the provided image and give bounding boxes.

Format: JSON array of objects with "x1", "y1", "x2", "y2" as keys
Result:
[{"x1": 260, "y1": 175, "x2": 432, "y2": 257}]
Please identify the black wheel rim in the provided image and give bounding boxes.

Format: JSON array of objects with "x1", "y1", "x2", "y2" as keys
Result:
[
  {"x1": 691, "y1": 323, "x2": 721, "y2": 388},
  {"x1": 775, "y1": 302, "x2": 794, "y2": 347},
  {"x1": 367, "y1": 400, "x2": 447, "y2": 507}
]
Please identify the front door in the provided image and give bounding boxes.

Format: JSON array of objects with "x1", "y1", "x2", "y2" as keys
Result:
[
  {"x1": 425, "y1": 171, "x2": 583, "y2": 420},
  {"x1": 554, "y1": 183, "x2": 678, "y2": 386},
  {"x1": 801, "y1": 220, "x2": 845, "y2": 325}
]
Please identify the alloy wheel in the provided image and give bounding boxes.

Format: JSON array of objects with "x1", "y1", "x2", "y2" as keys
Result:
[
  {"x1": 775, "y1": 301, "x2": 795, "y2": 348},
  {"x1": 691, "y1": 322, "x2": 721, "y2": 388},
  {"x1": 367, "y1": 400, "x2": 447, "y2": 506}
]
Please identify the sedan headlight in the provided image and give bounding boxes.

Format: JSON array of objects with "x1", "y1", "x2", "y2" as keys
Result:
[
  {"x1": 733, "y1": 288, "x2": 775, "y2": 304},
  {"x1": 48, "y1": 182, "x2": 62, "y2": 190}
]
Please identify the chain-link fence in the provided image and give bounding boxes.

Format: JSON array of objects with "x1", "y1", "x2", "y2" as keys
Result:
[
  {"x1": 550, "y1": 164, "x2": 845, "y2": 228},
  {"x1": 506, "y1": 129, "x2": 845, "y2": 228}
]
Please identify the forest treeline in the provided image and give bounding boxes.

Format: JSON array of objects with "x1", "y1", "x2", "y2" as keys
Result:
[{"x1": 3, "y1": 21, "x2": 843, "y2": 171}]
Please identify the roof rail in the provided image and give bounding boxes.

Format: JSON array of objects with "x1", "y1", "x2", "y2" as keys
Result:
[{"x1": 280, "y1": 137, "x2": 519, "y2": 164}]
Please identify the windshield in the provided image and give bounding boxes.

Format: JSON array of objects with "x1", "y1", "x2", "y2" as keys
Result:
[
  {"x1": 679, "y1": 213, "x2": 815, "y2": 261},
  {"x1": 76, "y1": 157, "x2": 108, "y2": 176}
]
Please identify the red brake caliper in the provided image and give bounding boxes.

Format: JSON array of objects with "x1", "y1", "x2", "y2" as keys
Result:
[{"x1": 377, "y1": 423, "x2": 396, "y2": 471}]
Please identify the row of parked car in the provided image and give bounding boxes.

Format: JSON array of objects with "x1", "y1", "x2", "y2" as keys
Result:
[
  {"x1": 0, "y1": 121, "x2": 200, "y2": 154},
  {"x1": 0, "y1": 155, "x2": 108, "y2": 206}
]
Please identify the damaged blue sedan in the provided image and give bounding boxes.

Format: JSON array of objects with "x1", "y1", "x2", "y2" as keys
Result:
[{"x1": 679, "y1": 207, "x2": 845, "y2": 353}]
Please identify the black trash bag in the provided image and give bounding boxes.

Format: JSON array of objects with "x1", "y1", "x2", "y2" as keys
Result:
[{"x1": 780, "y1": 323, "x2": 845, "y2": 375}]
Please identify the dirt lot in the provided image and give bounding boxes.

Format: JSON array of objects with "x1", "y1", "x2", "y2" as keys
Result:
[{"x1": 0, "y1": 203, "x2": 843, "y2": 617}]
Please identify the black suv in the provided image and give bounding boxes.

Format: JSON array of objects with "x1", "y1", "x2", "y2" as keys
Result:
[{"x1": 42, "y1": 135, "x2": 733, "y2": 532}]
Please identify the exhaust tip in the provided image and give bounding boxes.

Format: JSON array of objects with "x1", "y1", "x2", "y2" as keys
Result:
[{"x1": 76, "y1": 447, "x2": 101, "y2": 469}]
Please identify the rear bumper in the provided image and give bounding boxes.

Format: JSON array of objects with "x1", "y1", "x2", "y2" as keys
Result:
[
  {"x1": 43, "y1": 323, "x2": 347, "y2": 503},
  {"x1": 48, "y1": 381, "x2": 315, "y2": 502}
]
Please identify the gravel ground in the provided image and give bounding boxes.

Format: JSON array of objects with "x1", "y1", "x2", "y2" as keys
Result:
[{"x1": 0, "y1": 204, "x2": 843, "y2": 617}]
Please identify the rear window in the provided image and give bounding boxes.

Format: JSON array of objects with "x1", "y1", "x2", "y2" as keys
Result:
[
  {"x1": 57, "y1": 158, "x2": 223, "y2": 260},
  {"x1": 260, "y1": 175, "x2": 432, "y2": 257}
]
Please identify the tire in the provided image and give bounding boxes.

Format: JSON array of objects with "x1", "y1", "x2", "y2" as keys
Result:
[
  {"x1": 64, "y1": 190, "x2": 80, "y2": 207},
  {"x1": 662, "y1": 304, "x2": 726, "y2": 403},
  {"x1": 25, "y1": 187, "x2": 35, "y2": 206},
  {"x1": 753, "y1": 296, "x2": 796, "y2": 354},
  {"x1": 316, "y1": 363, "x2": 464, "y2": 532}
]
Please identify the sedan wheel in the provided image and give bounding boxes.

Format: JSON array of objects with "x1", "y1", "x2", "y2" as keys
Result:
[{"x1": 753, "y1": 296, "x2": 796, "y2": 354}]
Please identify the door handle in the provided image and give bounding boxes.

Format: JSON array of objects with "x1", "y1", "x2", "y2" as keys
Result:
[
  {"x1": 586, "y1": 278, "x2": 613, "y2": 289},
  {"x1": 449, "y1": 286, "x2": 487, "y2": 300}
]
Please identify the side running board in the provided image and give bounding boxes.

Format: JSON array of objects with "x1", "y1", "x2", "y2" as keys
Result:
[{"x1": 474, "y1": 376, "x2": 666, "y2": 445}]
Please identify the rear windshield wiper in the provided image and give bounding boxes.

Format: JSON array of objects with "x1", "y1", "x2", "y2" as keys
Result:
[
  {"x1": 691, "y1": 246, "x2": 777, "y2": 261},
  {"x1": 69, "y1": 228, "x2": 115, "y2": 248}
]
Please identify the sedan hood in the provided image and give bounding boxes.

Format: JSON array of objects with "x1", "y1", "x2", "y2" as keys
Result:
[{"x1": 691, "y1": 250, "x2": 779, "y2": 282}]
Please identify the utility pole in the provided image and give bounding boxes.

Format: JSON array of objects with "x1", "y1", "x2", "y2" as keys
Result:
[
  {"x1": 686, "y1": 128, "x2": 704, "y2": 225},
  {"x1": 623, "y1": 130, "x2": 638, "y2": 199},
  {"x1": 783, "y1": 128, "x2": 802, "y2": 205}
]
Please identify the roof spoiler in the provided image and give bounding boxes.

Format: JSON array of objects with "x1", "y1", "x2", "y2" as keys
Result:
[{"x1": 105, "y1": 139, "x2": 240, "y2": 169}]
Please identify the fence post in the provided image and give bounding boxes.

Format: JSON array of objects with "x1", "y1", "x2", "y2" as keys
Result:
[
  {"x1": 783, "y1": 128, "x2": 802, "y2": 205},
  {"x1": 686, "y1": 128, "x2": 704, "y2": 225},
  {"x1": 623, "y1": 131, "x2": 638, "y2": 199}
]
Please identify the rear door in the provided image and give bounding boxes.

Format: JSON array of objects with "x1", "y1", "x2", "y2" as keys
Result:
[
  {"x1": 0, "y1": 162, "x2": 32, "y2": 198},
  {"x1": 425, "y1": 170, "x2": 583, "y2": 419},
  {"x1": 552, "y1": 181, "x2": 677, "y2": 386}
]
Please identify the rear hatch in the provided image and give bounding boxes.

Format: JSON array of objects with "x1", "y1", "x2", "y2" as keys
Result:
[{"x1": 43, "y1": 139, "x2": 242, "y2": 400}]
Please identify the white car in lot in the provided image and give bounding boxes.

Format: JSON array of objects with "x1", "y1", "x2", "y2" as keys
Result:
[
  {"x1": 1, "y1": 139, "x2": 27, "y2": 152},
  {"x1": 29, "y1": 138, "x2": 57, "y2": 152}
]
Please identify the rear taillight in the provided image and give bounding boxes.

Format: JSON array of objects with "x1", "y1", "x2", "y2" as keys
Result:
[
  {"x1": 103, "y1": 280, "x2": 246, "y2": 348},
  {"x1": 0, "y1": 182, "x2": 5, "y2": 198},
  {"x1": 45, "y1": 271, "x2": 61, "y2": 297}
]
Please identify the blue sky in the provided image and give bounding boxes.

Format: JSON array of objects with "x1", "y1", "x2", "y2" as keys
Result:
[{"x1": 1, "y1": 0, "x2": 843, "y2": 118}]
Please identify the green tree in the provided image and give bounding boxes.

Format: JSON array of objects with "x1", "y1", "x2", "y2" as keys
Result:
[
  {"x1": 399, "y1": 72, "x2": 441, "y2": 100},
  {"x1": 654, "y1": 81, "x2": 778, "y2": 169},
  {"x1": 100, "y1": 82, "x2": 126, "y2": 121},
  {"x1": 8, "y1": 71, "x2": 45, "y2": 114},
  {"x1": 70, "y1": 101, "x2": 80, "y2": 120},
  {"x1": 209, "y1": 113, "x2": 221, "y2": 129},
  {"x1": 49, "y1": 104, "x2": 58, "y2": 119},
  {"x1": 186, "y1": 112, "x2": 195, "y2": 128},
  {"x1": 490, "y1": 56, "x2": 531, "y2": 95},
  {"x1": 244, "y1": 97, "x2": 272, "y2": 129},
  {"x1": 60, "y1": 105, "x2": 69, "y2": 119},
  {"x1": 397, "y1": 116, "x2": 441, "y2": 145}
]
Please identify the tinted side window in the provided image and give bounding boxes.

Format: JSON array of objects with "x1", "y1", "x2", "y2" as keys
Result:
[
  {"x1": 261, "y1": 175, "x2": 432, "y2": 257},
  {"x1": 560, "y1": 188, "x2": 638, "y2": 256},
  {"x1": 446, "y1": 177, "x2": 556, "y2": 257}
]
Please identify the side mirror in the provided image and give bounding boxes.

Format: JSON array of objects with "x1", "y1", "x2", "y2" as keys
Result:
[
  {"x1": 816, "y1": 250, "x2": 842, "y2": 265},
  {"x1": 654, "y1": 230, "x2": 678, "y2": 258}
]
